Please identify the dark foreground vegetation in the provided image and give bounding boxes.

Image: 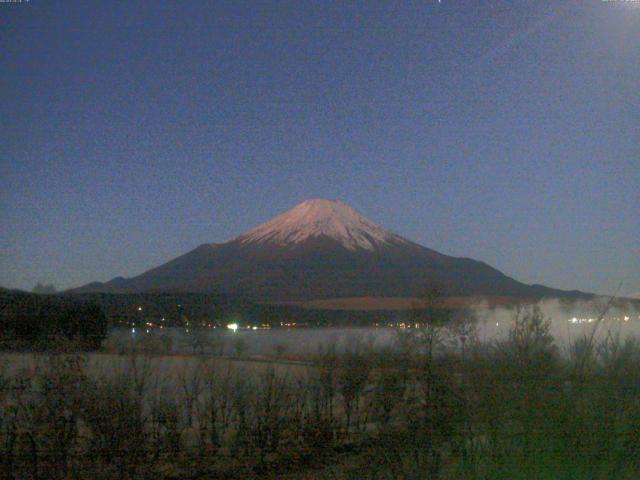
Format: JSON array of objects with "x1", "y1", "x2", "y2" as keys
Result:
[{"x1": 1, "y1": 304, "x2": 640, "y2": 479}]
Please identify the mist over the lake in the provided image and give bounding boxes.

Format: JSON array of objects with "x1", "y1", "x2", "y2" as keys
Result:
[{"x1": 111, "y1": 298, "x2": 640, "y2": 356}]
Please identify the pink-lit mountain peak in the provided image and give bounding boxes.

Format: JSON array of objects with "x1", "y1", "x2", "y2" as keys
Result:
[{"x1": 236, "y1": 199, "x2": 405, "y2": 251}]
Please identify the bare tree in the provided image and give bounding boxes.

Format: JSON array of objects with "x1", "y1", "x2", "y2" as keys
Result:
[
  {"x1": 209, "y1": 330, "x2": 227, "y2": 357},
  {"x1": 504, "y1": 304, "x2": 557, "y2": 368},
  {"x1": 82, "y1": 373, "x2": 149, "y2": 479},
  {"x1": 338, "y1": 351, "x2": 369, "y2": 437},
  {"x1": 447, "y1": 308, "x2": 478, "y2": 362},
  {"x1": 410, "y1": 284, "x2": 451, "y2": 366},
  {"x1": 251, "y1": 367, "x2": 289, "y2": 464},
  {"x1": 178, "y1": 358, "x2": 205, "y2": 428},
  {"x1": 233, "y1": 336, "x2": 248, "y2": 358}
]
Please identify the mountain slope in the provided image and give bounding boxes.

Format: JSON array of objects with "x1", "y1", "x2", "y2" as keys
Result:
[{"x1": 71, "y1": 199, "x2": 591, "y2": 301}]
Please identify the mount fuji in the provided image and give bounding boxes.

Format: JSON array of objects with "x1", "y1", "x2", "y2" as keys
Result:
[{"x1": 72, "y1": 199, "x2": 590, "y2": 302}]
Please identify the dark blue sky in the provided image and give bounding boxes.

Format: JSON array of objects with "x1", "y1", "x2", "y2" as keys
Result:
[{"x1": 1, "y1": 0, "x2": 638, "y2": 296}]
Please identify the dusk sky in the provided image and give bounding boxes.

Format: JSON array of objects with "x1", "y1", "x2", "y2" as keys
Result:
[{"x1": 1, "y1": 0, "x2": 638, "y2": 296}]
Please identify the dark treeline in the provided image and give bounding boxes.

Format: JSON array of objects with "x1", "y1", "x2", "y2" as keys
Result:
[
  {"x1": 1, "y1": 305, "x2": 640, "y2": 479},
  {"x1": 0, "y1": 290, "x2": 108, "y2": 351},
  {"x1": 68, "y1": 292, "x2": 417, "y2": 328}
]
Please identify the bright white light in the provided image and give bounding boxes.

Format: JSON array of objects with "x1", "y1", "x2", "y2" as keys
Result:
[
  {"x1": 137, "y1": 306, "x2": 142, "y2": 311},
  {"x1": 252, "y1": 326, "x2": 258, "y2": 330},
  {"x1": 227, "y1": 323, "x2": 238, "y2": 332}
]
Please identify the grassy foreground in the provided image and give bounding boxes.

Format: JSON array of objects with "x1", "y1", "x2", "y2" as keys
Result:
[{"x1": 1, "y1": 306, "x2": 640, "y2": 479}]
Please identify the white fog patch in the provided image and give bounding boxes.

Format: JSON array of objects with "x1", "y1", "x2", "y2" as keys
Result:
[{"x1": 472, "y1": 298, "x2": 640, "y2": 353}]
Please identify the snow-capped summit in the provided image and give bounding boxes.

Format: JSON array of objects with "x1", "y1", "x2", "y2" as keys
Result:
[{"x1": 236, "y1": 199, "x2": 403, "y2": 250}]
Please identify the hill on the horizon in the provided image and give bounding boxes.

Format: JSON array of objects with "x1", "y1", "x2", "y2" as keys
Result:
[{"x1": 71, "y1": 199, "x2": 592, "y2": 302}]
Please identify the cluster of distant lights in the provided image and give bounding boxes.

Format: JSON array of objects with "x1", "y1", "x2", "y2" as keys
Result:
[
  {"x1": 129, "y1": 305, "x2": 640, "y2": 334},
  {"x1": 130, "y1": 305, "x2": 468, "y2": 333},
  {"x1": 131, "y1": 321, "x2": 271, "y2": 335},
  {"x1": 396, "y1": 322, "x2": 425, "y2": 329},
  {"x1": 226, "y1": 323, "x2": 268, "y2": 332},
  {"x1": 568, "y1": 315, "x2": 635, "y2": 325},
  {"x1": 131, "y1": 305, "x2": 270, "y2": 334}
]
